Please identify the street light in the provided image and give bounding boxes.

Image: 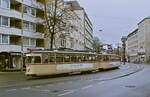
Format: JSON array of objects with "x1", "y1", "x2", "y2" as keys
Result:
[{"x1": 121, "y1": 36, "x2": 127, "y2": 65}]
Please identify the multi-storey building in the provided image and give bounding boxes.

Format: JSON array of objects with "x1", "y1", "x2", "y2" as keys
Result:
[
  {"x1": 0, "y1": 0, "x2": 93, "y2": 70},
  {"x1": 126, "y1": 29, "x2": 138, "y2": 62},
  {"x1": 84, "y1": 12, "x2": 93, "y2": 51},
  {"x1": 62, "y1": 0, "x2": 85, "y2": 51},
  {"x1": 65, "y1": 0, "x2": 93, "y2": 51},
  {"x1": 126, "y1": 16, "x2": 150, "y2": 63},
  {"x1": 137, "y1": 17, "x2": 150, "y2": 62},
  {"x1": 0, "y1": 0, "x2": 45, "y2": 70}
]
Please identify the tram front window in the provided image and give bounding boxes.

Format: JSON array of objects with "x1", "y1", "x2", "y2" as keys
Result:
[{"x1": 26, "y1": 56, "x2": 41, "y2": 64}]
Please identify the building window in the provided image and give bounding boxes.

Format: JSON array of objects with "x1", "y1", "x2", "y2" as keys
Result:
[
  {"x1": 23, "y1": 5, "x2": 36, "y2": 16},
  {"x1": 1, "y1": 0, "x2": 10, "y2": 9},
  {"x1": 23, "y1": 37, "x2": 30, "y2": 46},
  {"x1": 30, "y1": 38, "x2": 36, "y2": 46},
  {"x1": 0, "y1": 34, "x2": 1, "y2": 44},
  {"x1": 23, "y1": 21, "x2": 36, "y2": 32},
  {"x1": 0, "y1": 16, "x2": 9, "y2": 27},
  {"x1": 1, "y1": 16, "x2": 9, "y2": 26},
  {"x1": 29, "y1": 22, "x2": 36, "y2": 32},
  {"x1": 1, "y1": 34, "x2": 9, "y2": 44},
  {"x1": 23, "y1": 5, "x2": 29, "y2": 14},
  {"x1": 23, "y1": 21, "x2": 29, "y2": 30},
  {"x1": 31, "y1": 8, "x2": 36, "y2": 16},
  {"x1": 23, "y1": 37, "x2": 36, "y2": 46},
  {"x1": 70, "y1": 38, "x2": 74, "y2": 48},
  {"x1": 60, "y1": 34, "x2": 66, "y2": 48}
]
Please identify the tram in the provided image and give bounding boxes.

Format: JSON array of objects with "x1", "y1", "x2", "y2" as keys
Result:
[{"x1": 25, "y1": 49, "x2": 120, "y2": 76}]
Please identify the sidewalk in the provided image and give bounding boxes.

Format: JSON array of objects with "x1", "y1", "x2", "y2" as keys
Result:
[{"x1": 0, "y1": 63, "x2": 144, "y2": 88}]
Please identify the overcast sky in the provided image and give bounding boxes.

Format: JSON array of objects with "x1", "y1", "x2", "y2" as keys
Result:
[{"x1": 77, "y1": 0, "x2": 150, "y2": 46}]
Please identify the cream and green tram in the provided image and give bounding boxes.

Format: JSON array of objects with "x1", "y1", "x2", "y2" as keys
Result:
[{"x1": 25, "y1": 50, "x2": 120, "y2": 76}]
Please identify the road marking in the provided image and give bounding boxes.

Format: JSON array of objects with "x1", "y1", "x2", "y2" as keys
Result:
[
  {"x1": 81, "y1": 85, "x2": 93, "y2": 90},
  {"x1": 98, "y1": 81, "x2": 105, "y2": 85},
  {"x1": 47, "y1": 84, "x2": 54, "y2": 86},
  {"x1": 40, "y1": 89, "x2": 50, "y2": 92},
  {"x1": 89, "y1": 79, "x2": 94, "y2": 81},
  {"x1": 6, "y1": 89, "x2": 17, "y2": 92},
  {"x1": 55, "y1": 82, "x2": 65, "y2": 86},
  {"x1": 57, "y1": 90, "x2": 75, "y2": 96},
  {"x1": 35, "y1": 85, "x2": 42, "y2": 88},
  {"x1": 21, "y1": 87, "x2": 31, "y2": 90}
]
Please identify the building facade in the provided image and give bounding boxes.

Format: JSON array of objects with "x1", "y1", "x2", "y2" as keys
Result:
[
  {"x1": 53, "y1": 0, "x2": 93, "y2": 51},
  {"x1": 0, "y1": 0, "x2": 93, "y2": 70},
  {"x1": 126, "y1": 29, "x2": 138, "y2": 63},
  {"x1": 53, "y1": 0, "x2": 85, "y2": 51},
  {"x1": 126, "y1": 17, "x2": 150, "y2": 63},
  {"x1": 66, "y1": 1, "x2": 93, "y2": 51},
  {"x1": 0, "y1": 0, "x2": 45, "y2": 70},
  {"x1": 138, "y1": 17, "x2": 150, "y2": 62}
]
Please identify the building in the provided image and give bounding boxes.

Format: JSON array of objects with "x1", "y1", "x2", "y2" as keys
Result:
[
  {"x1": 53, "y1": 0, "x2": 85, "y2": 51},
  {"x1": 126, "y1": 29, "x2": 138, "y2": 62},
  {"x1": 0, "y1": 0, "x2": 93, "y2": 70},
  {"x1": 62, "y1": 0, "x2": 85, "y2": 51},
  {"x1": 101, "y1": 44, "x2": 113, "y2": 54},
  {"x1": 126, "y1": 16, "x2": 150, "y2": 63},
  {"x1": 65, "y1": 0, "x2": 93, "y2": 51},
  {"x1": 137, "y1": 17, "x2": 150, "y2": 62},
  {"x1": 0, "y1": 0, "x2": 45, "y2": 70}
]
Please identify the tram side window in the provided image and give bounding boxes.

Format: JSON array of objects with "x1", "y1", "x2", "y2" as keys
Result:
[
  {"x1": 49, "y1": 56, "x2": 55, "y2": 62},
  {"x1": 27, "y1": 56, "x2": 41, "y2": 64},
  {"x1": 34, "y1": 56, "x2": 41, "y2": 63}
]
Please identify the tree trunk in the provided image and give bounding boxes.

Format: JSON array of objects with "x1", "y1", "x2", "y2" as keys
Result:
[
  {"x1": 50, "y1": 33, "x2": 54, "y2": 50},
  {"x1": 50, "y1": 0, "x2": 57, "y2": 50}
]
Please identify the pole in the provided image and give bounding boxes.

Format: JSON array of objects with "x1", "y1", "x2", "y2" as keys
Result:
[{"x1": 121, "y1": 36, "x2": 127, "y2": 65}]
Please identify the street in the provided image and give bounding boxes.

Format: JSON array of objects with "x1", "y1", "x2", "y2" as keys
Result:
[{"x1": 0, "y1": 63, "x2": 148, "y2": 97}]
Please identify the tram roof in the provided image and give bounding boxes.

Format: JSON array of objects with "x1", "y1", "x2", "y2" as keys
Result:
[
  {"x1": 28, "y1": 50, "x2": 96, "y2": 55},
  {"x1": 26, "y1": 49, "x2": 119, "y2": 56}
]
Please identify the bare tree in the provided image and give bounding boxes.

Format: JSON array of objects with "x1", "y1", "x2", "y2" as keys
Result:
[
  {"x1": 93, "y1": 37, "x2": 102, "y2": 53},
  {"x1": 43, "y1": 0, "x2": 72, "y2": 49}
]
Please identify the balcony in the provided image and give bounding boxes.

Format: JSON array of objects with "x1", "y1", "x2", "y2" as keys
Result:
[
  {"x1": 36, "y1": 0, "x2": 44, "y2": 9},
  {"x1": 16, "y1": 0, "x2": 22, "y2": 3},
  {"x1": 0, "y1": 26, "x2": 22, "y2": 36},
  {"x1": 10, "y1": 0, "x2": 22, "y2": 19},
  {"x1": 36, "y1": 2, "x2": 44, "y2": 10},
  {"x1": 22, "y1": 0, "x2": 44, "y2": 10},
  {"x1": 23, "y1": 30, "x2": 44, "y2": 39},
  {"x1": 22, "y1": 14, "x2": 44, "y2": 24},
  {"x1": 23, "y1": 46, "x2": 44, "y2": 53},
  {"x1": 10, "y1": 18, "x2": 22, "y2": 29},
  {"x1": 0, "y1": 8, "x2": 22, "y2": 20},
  {"x1": 0, "y1": 44, "x2": 22, "y2": 52}
]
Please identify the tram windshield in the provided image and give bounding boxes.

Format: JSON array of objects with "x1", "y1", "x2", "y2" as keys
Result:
[{"x1": 26, "y1": 54, "x2": 42, "y2": 64}]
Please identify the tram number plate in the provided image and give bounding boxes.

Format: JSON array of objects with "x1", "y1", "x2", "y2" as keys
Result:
[{"x1": 56, "y1": 63, "x2": 94, "y2": 70}]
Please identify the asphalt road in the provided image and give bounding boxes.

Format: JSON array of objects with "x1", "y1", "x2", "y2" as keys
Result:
[{"x1": 0, "y1": 63, "x2": 147, "y2": 97}]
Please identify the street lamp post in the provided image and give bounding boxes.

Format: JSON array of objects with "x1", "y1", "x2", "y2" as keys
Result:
[{"x1": 121, "y1": 36, "x2": 127, "y2": 65}]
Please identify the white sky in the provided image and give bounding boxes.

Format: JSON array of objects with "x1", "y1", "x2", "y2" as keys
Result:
[{"x1": 77, "y1": 0, "x2": 150, "y2": 46}]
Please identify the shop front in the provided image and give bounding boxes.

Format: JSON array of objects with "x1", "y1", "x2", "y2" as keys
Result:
[{"x1": 0, "y1": 52, "x2": 22, "y2": 70}]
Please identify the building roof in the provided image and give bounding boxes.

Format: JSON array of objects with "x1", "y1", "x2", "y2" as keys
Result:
[
  {"x1": 65, "y1": 0, "x2": 83, "y2": 10},
  {"x1": 127, "y1": 28, "x2": 138, "y2": 38},
  {"x1": 138, "y1": 16, "x2": 150, "y2": 25}
]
